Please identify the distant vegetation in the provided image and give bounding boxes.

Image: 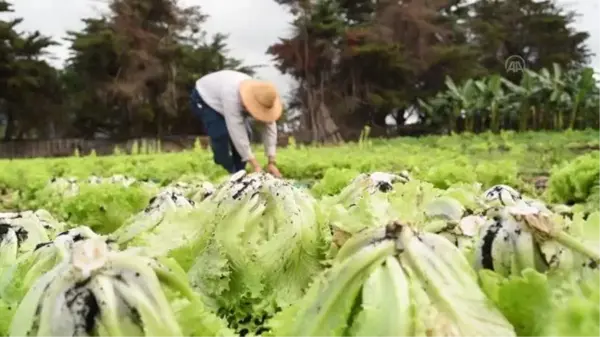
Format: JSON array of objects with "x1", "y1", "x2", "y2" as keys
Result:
[{"x1": 0, "y1": 0, "x2": 597, "y2": 143}]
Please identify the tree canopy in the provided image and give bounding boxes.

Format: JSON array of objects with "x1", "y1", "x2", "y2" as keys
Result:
[
  {"x1": 0, "y1": 0, "x2": 255, "y2": 140},
  {"x1": 0, "y1": 0, "x2": 597, "y2": 142},
  {"x1": 267, "y1": 0, "x2": 595, "y2": 140}
]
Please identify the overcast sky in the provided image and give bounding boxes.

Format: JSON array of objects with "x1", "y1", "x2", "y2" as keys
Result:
[{"x1": 4, "y1": 0, "x2": 599, "y2": 102}]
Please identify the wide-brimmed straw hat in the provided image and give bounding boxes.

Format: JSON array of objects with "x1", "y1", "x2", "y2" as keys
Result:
[{"x1": 239, "y1": 79, "x2": 283, "y2": 123}]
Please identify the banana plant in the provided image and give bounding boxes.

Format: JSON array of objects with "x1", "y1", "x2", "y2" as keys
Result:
[
  {"x1": 528, "y1": 63, "x2": 570, "y2": 129},
  {"x1": 474, "y1": 75, "x2": 505, "y2": 133},
  {"x1": 444, "y1": 76, "x2": 479, "y2": 132},
  {"x1": 418, "y1": 65, "x2": 598, "y2": 133},
  {"x1": 501, "y1": 71, "x2": 544, "y2": 131},
  {"x1": 579, "y1": 77, "x2": 600, "y2": 129},
  {"x1": 565, "y1": 67, "x2": 597, "y2": 129},
  {"x1": 418, "y1": 92, "x2": 455, "y2": 132}
]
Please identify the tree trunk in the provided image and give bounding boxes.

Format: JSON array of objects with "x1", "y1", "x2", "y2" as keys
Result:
[
  {"x1": 322, "y1": 103, "x2": 343, "y2": 143},
  {"x1": 155, "y1": 108, "x2": 164, "y2": 138},
  {"x1": 317, "y1": 74, "x2": 342, "y2": 143},
  {"x1": 449, "y1": 106, "x2": 458, "y2": 133},
  {"x1": 490, "y1": 102, "x2": 500, "y2": 133},
  {"x1": 3, "y1": 111, "x2": 14, "y2": 141},
  {"x1": 518, "y1": 104, "x2": 529, "y2": 132},
  {"x1": 568, "y1": 103, "x2": 578, "y2": 130}
]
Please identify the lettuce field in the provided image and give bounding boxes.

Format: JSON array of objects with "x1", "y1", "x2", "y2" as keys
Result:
[{"x1": 0, "y1": 130, "x2": 599, "y2": 336}]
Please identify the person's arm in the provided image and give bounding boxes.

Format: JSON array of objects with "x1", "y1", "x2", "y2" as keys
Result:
[
  {"x1": 262, "y1": 122, "x2": 282, "y2": 177},
  {"x1": 262, "y1": 121, "x2": 277, "y2": 163},
  {"x1": 222, "y1": 93, "x2": 261, "y2": 171}
]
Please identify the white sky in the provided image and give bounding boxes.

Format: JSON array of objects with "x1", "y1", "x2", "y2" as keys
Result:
[{"x1": 3, "y1": 0, "x2": 599, "y2": 104}]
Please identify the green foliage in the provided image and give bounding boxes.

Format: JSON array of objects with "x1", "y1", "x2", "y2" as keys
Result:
[
  {"x1": 0, "y1": 0, "x2": 598, "y2": 141},
  {"x1": 268, "y1": 0, "x2": 595, "y2": 140},
  {"x1": 0, "y1": 0, "x2": 63, "y2": 141},
  {"x1": 311, "y1": 167, "x2": 361, "y2": 197},
  {"x1": 0, "y1": 131, "x2": 597, "y2": 221},
  {"x1": 52, "y1": 184, "x2": 152, "y2": 234},
  {"x1": 546, "y1": 152, "x2": 600, "y2": 205},
  {"x1": 418, "y1": 64, "x2": 600, "y2": 133},
  {"x1": 0, "y1": 0, "x2": 256, "y2": 140},
  {"x1": 479, "y1": 269, "x2": 600, "y2": 336},
  {"x1": 470, "y1": 0, "x2": 591, "y2": 74},
  {"x1": 0, "y1": 130, "x2": 599, "y2": 336}
]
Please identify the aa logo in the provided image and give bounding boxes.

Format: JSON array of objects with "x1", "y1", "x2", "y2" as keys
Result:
[{"x1": 505, "y1": 55, "x2": 527, "y2": 73}]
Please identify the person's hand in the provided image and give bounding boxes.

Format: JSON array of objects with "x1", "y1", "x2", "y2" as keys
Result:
[
  {"x1": 267, "y1": 162, "x2": 282, "y2": 178},
  {"x1": 249, "y1": 158, "x2": 262, "y2": 173}
]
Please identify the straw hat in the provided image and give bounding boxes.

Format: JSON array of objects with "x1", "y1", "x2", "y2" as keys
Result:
[{"x1": 239, "y1": 79, "x2": 283, "y2": 123}]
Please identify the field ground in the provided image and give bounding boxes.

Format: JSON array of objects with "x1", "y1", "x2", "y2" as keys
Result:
[
  {"x1": 0, "y1": 130, "x2": 598, "y2": 232},
  {"x1": 1, "y1": 130, "x2": 599, "y2": 337}
]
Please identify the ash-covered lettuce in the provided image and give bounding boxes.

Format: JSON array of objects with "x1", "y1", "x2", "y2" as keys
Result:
[
  {"x1": 110, "y1": 187, "x2": 196, "y2": 246},
  {"x1": 473, "y1": 197, "x2": 599, "y2": 278},
  {"x1": 46, "y1": 177, "x2": 80, "y2": 197},
  {"x1": 182, "y1": 172, "x2": 329, "y2": 335},
  {"x1": 13, "y1": 227, "x2": 113, "y2": 293},
  {"x1": 0, "y1": 209, "x2": 65, "y2": 274},
  {"x1": 268, "y1": 222, "x2": 515, "y2": 336},
  {"x1": 8, "y1": 235, "x2": 231, "y2": 337},
  {"x1": 121, "y1": 172, "x2": 329, "y2": 334},
  {"x1": 326, "y1": 175, "x2": 485, "y2": 254},
  {"x1": 323, "y1": 172, "x2": 409, "y2": 247},
  {"x1": 0, "y1": 226, "x2": 120, "y2": 334},
  {"x1": 166, "y1": 173, "x2": 216, "y2": 201}
]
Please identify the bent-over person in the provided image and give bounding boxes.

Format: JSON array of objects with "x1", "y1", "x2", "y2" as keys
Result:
[{"x1": 190, "y1": 70, "x2": 283, "y2": 177}]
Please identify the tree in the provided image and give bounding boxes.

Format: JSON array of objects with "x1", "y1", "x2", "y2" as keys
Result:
[
  {"x1": 63, "y1": 18, "x2": 123, "y2": 138},
  {"x1": 62, "y1": 0, "x2": 256, "y2": 138},
  {"x1": 269, "y1": 0, "x2": 596, "y2": 138},
  {"x1": 468, "y1": 0, "x2": 591, "y2": 79},
  {"x1": 269, "y1": 0, "x2": 346, "y2": 142},
  {"x1": 269, "y1": 0, "x2": 482, "y2": 139},
  {"x1": 0, "y1": 0, "x2": 63, "y2": 140},
  {"x1": 2, "y1": 0, "x2": 597, "y2": 143}
]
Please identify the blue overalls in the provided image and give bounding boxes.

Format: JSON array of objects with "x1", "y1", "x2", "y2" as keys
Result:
[{"x1": 189, "y1": 88, "x2": 253, "y2": 173}]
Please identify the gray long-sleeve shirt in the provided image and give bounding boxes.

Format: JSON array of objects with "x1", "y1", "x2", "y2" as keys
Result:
[{"x1": 195, "y1": 70, "x2": 277, "y2": 161}]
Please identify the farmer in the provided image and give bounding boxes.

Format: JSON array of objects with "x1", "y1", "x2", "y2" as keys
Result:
[{"x1": 190, "y1": 70, "x2": 283, "y2": 177}]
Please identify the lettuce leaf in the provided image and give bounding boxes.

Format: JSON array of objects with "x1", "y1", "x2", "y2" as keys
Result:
[{"x1": 479, "y1": 268, "x2": 600, "y2": 336}]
